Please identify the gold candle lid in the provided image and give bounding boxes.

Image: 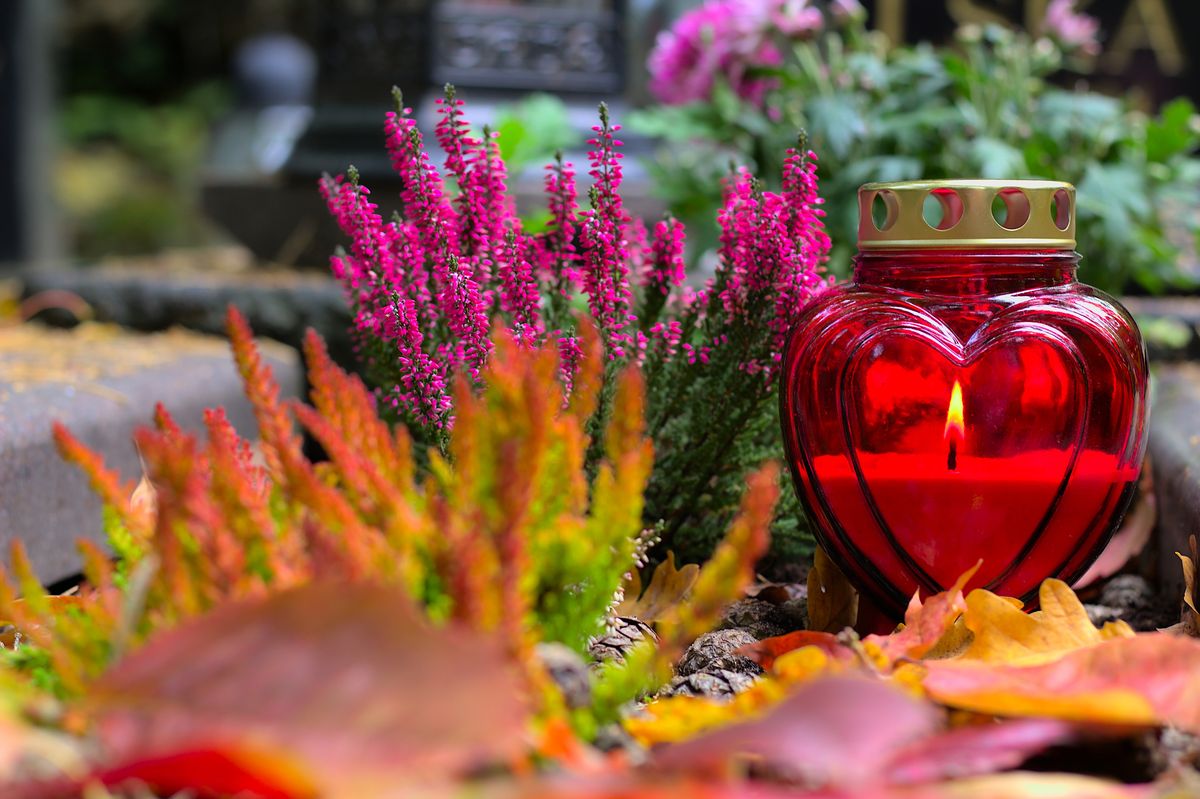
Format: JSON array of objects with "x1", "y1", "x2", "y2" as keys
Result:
[{"x1": 858, "y1": 179, "x2": 1076, "y2": 250}]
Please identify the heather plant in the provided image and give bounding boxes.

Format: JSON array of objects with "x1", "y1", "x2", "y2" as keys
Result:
[
  {"x1": 635, "y1": 0, "x2": 1200, "y2": 293},
  {"x1": 319, "y1": 86, "x2": 831, "y2": 563},
  {"x1": 0, "y1": 310, "x2": 775, "y2": 713}
]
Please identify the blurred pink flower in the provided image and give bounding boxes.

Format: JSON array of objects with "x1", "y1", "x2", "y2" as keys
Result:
[
  {"x1": 1043, "y1": 0, "x2": 1101, "y2": 56},
  {"x1": 770, "y1": 0, "x2": 824, "y2": 36},
  {"x1": 647, "y1": 0, "x2": 783, "y2": 106}
]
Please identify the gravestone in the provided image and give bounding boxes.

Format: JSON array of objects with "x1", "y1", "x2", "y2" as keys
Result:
[{"x1": 201, "y1": 0, "x2": 664, "y2": 268}]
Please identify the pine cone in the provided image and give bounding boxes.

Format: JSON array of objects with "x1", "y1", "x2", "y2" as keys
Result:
[{"x1": 589, "y1": 616, "x2": 658, "y2": 663}]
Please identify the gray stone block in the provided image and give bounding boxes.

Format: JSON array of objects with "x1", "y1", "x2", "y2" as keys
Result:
[{"x1": 0, "y1": 323, "x2": 301, "y2": 584}]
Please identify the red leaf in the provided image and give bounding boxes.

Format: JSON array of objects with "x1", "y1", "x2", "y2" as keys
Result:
[
  {"x1": 883, "y1": 719, "x2": 1075, "y2": 785},
  {"x1": 735, "y1": 631, "x2": 851, "y2": 670},
  {"x1": 95, "y1": 747, "x2": 317, "y2": 799},
  {"x1": 87, "y1": 581, "x2": 528, "y2": 796}
]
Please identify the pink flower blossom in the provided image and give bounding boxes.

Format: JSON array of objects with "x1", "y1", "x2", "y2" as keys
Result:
[
  {"x1": 1043, "y1": 0, "x2": 1101, "y2": 56},
  {"x1": 644, "y1": 217, "x2": 687, "y2": 297},
  {"x1": 579, "y1": 105, "x2": 637, "y2": 358},
  {"x1": 320, "y1": 90, "x2": 831, "y2": 431},
  {"x1": 710, "y1": 146, "x2": 830, "y2": 379},
  {"x1": 557, "y1": 333, "x2": 583, "y2": 403},
  {"x1": 536, "y1": 153, "x2": 580, "y2": 302},
  {"x1": 318, "y1": 172, "x2": 452, "y2": 428},
  {"x1": 647, "y1": 0, "x2": 783, "y2": 106},
  {"x1": 496, "y1": 228, "x2": 543, "y2": 345}
]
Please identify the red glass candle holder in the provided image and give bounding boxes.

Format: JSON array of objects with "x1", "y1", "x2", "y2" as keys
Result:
[{"x1": 780, "y1": 180, "x2": 1148, "y2": 617}]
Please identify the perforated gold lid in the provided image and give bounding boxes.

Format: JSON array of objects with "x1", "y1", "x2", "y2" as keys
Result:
[{"x1": 858, "y1": 179, "x2": 1076, "y2": 250}]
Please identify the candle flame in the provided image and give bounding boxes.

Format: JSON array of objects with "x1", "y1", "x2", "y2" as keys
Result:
[{"x1": 944, "y1": 380, "x2": 965, "y2": 440}]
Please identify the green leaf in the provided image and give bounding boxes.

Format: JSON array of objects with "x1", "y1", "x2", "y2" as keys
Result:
[
  {"x1": 1146, "y1": 98, "x2": 1200, "y2": 164},
  {"x1": 806, "y1": 95, "x2": 868, "y2": 161},
  {"x1": 966, "y1": 137, "x2": 1028, "y2": 178}
]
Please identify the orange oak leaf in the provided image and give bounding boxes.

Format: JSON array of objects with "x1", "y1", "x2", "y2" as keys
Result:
[
  {"x1": 84, "y1": 581, "x2": 528, "y2": 798},
  {"x1": 864, "y1": 562, "x2": 980, "y2": 663},
  {"x1": 920, "y1": 633, "x2": 1200, "y2": 730},
  {"x1": 959, "y1": 579, "x2": 1133, "y2": 665},
  {"x1": 617, "y1": 553, "x2": 700, "y2": 622}
]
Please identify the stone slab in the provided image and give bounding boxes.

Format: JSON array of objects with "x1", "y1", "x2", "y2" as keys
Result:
[
  {"x1": 0, "y1": 323, "x2": 301, "y2": 584},
  {"x1": 1148, "y1": 363, "x2": 1200, "y2": 597}
]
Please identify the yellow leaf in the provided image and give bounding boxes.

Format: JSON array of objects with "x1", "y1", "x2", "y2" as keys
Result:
[
  {"x1": 935, "y1": 771, "x2": 1148, "y2": 798},
  {"x1": 959, "y1": 579, "x2": 1133, "y2": 665},
  {"x1": 920, "y1": 634, "x2": 1200, "y2": 731},
  {"x1": 807, "y1": 546, "x2": 858, "y2": 633}
]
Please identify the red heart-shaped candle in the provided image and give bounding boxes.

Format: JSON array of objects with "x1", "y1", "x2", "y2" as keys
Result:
[{"x1": 780, "y1": 181, "x2": 1148, "y2": 617}]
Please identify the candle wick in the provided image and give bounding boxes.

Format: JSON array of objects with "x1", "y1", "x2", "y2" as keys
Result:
[{"x1": 948, "y1": 439, "x2": 958, "y2": 471}]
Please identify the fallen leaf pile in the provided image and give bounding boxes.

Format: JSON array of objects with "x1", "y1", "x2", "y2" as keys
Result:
[{"x1": 617, "y1": 563, "x2": 1200, "y2": 799}]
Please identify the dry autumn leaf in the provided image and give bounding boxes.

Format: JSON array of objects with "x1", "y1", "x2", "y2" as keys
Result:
[
  {"x1": 735, "y1": 630, "x2": 851, "y2": 671},
  {"x1": 1178, "y1": 534, "x2": 1199, "y2": 634},
  {"x1": 920, "y1": 633, "x2": 1200, "y2": 730},
  {"x1": 652, "y1": 676, "x2": 1073, "y2": 790},
  {"x1": 807, "y1": 547, "x2": 858, "y2": 633},
  {"x1": 86, "y1": 581, "x2": 528, "y2": 798},
  {"x1": 864, "y1": 562, "x2": 980, "y2": 663},
  {"x1": 958, "y1": 579, "x2": 1133, "y2": 665},
  {"x1": 617, "y1": 553, "x2": 700, "y2": 622}
]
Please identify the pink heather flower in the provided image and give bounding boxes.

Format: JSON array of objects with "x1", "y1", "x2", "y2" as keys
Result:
[
  {"x1": 1043, "y1": 0, "x2": 1101, "y2": 56},
  {"x1": 318, "y1": 173, "x2": 452, "y2": 428},
  {"x1": 385, "y1": 104, "x2": 460, "y2": 277},
  {"x1": 648, "y1": 319, "x2": 684, "y2": 361},
  {"x1": 647, "y1": 0, "x2": 783, "y2": 107},
  {"x1": 579, "y1": 106, "x2": 636, "y2": 358},
  {"x1": 557, "y1": 333, "x2": 583, "y2": 403},
  {"x1": 711, "y1": 151, "x2": 829, "y2": 379},
  {"x1": 439, "y1": 254, "x2": 492, "y2": 381},
  {"x1": 496, "y1": 228, "x2": 543, "y2": 345},
  {"x1": 644, "y1": 217, "x2": 687, "y2": 297},
  {"x1": 537, "y1": 153, "x2": 580, "y2": 297},
  {"x1": 322, "y1": 90, "x2": 834, "y2": 435},
  {"x1": 435, "y1": 89, "x2": 514, "y2": 299}
]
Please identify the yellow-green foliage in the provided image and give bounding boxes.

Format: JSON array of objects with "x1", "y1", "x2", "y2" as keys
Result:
[{"x1": 0, "y1": 309, "x2": 653, "y2": 696}]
